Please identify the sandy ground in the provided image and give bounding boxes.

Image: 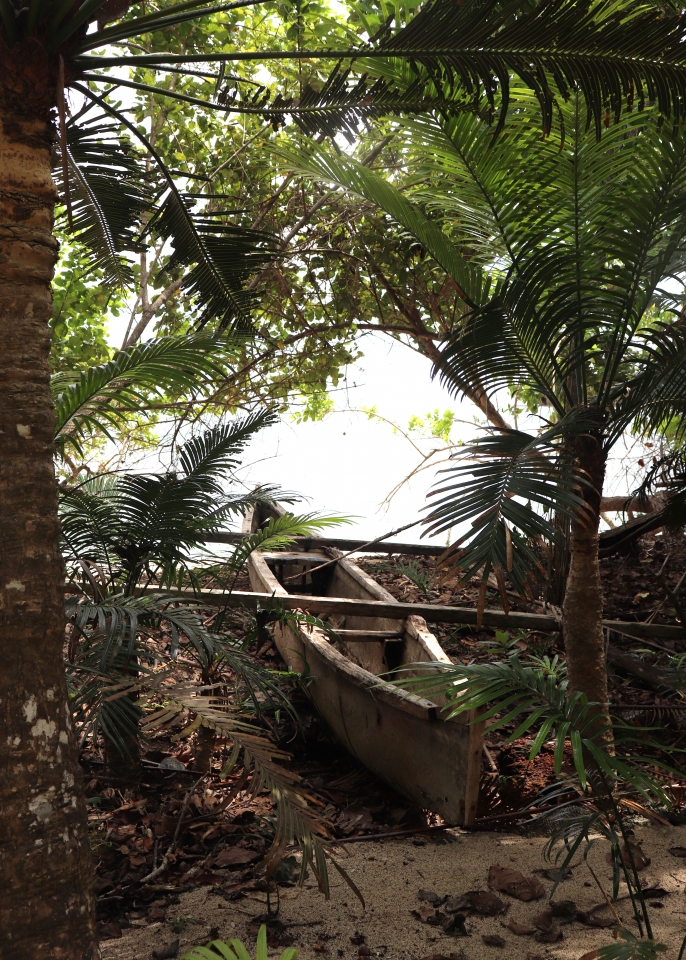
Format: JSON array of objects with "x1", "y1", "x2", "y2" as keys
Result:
[{"x1": 103, "y1": 823, "x2": 686, "y2": 960}]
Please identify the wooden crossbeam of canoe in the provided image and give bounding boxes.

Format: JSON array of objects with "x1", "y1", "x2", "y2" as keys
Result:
[
  {"x1": 203, "y1": 531, "x2": 444, "y2": 557},
  {"x1": 94, "y1": 586, "x2": 684, "y2": 640}
]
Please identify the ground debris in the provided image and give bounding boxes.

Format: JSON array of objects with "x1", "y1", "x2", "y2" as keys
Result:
[
  {"x1": 488, "y1": 864, "x2": 545, "y2": 901},
  {"x1": 151, "y1": 940, "x2": 179, "y2": 959},
  {"x1": 482, "y1": 934, "x2": 506, "y2": 947}
]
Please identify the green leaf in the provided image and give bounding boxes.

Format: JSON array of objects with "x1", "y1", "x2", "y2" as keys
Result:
[
  {"x1": 277, "y1": 141, "x2": 484, "y2": 308},
  {"x1": 53, "y1": 333, "x2": 237, "y2": 456}
]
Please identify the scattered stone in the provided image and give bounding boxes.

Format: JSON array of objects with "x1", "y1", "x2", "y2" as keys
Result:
[{"x1": 151, "y1": 941, "x2": 179, "y2": 960}]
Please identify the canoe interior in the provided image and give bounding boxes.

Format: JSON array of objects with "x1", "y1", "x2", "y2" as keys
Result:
[{"x1": 244, "y1": 502, "x2": 484, "y2": 825}]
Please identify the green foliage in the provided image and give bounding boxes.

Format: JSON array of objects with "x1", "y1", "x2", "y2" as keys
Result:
[
  {"x1": 180, "y1": 924, "x2": 297, "y2": 960},
  {"x1": 479, "y1": 628, "x2": 525, "y2": 652},
  {"x1": 379, "y1": 558, "x2": 432, "y2": 594},
  {"x1": 597, "y1": 928, "x2": 667, "y2": 960},
  {"x1": 50, "y1": 242, "x2": 122, "y2": 375},
  {"x1": 54, "y1": 116, "x2": 152, "y2": 288},
  {"x1": 408, "y1": 409, "x2": 455, "y2": 443},
  {"x1": 289, "y1": 92, "x2": 686, "y2": 588},
  {"x1": 291, "y1": 389, "x2": 335, "y2": 424},
  {"x1": 63, "y1": 418, "x2": 346, "y2": 894},
  {"x1": 52, "y1": 333, "x2": 241, "y2": 458}
]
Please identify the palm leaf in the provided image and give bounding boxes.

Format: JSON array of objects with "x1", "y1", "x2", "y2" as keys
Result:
[
  {"x1": 278, "y1": 141, "x2": 486, "y2": 307},
  {"x1": 151, "y1": 189, "x2": 277, "y2": 330},
  {"x1": 226, "y1": 512, "x2": 351, "y2": 577},
  {"x1": 52, "y1": 333, "x2": 237, "y2": 457},
  {"x1": 69, "y1": 0, "x2": 686, "y2": 137},
  {"x1": 137, "y1": 673, "x2": 335, "y2": 896},
  {"x1": 177, "y1": 412, "x2": 277, "y2": 490},
  {"x1": 424, "y1": 412, "x2": 593, "y2": 590},
  {"x1": 53, "y1": 115, "x2": 151, "y2": 288},
  {"x1": 70, "y1": 83, "x2": 278, "y2": 331}
]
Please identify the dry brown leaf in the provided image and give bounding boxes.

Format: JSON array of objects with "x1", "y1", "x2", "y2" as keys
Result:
[
  {"x1": 577, "y1": 911, "x2": 615, "y2": 929},
  {"x1": 535, "y1": 927, "x2": 563, "y2": 943},
  {"x1": 482, "y1": 935, "x2": 506, "y2": 948},
  {"x1": 466, "y1": 890, "x2": 506, "y2": 915},
  {"x1": 488, "y1": 864, "x2": 545, "y2": 901},
  {"x1": 550, "y1": 900, "x2": 577, "y2": 921},
  {"x1": 213, "y1": 846, "x2": 260, "y2": 868},
  {"x1": 532, "y1": 906, "x2": 553, "y2": 932},
  {"x1": 418, "y1": 889, "x2": 445, "y2": 905},
  {"x1": 504, "y1": 919, "x2": 536, "y2": 936},
  {"x1": 412, "y1": 906, "x2": 440, "y2": 923},
  {"x1": 417, "y1": 954, "x2": 466, "y2": 960},
  {"x1": 605, "y1": 838, "x2": 650, "y2": 870}
]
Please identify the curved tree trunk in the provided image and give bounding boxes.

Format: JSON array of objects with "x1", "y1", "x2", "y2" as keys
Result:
[
  {"x1": 0, "y1": 44, "x2": 96, "y2": 958},
  {"x1": 562, "y1": 436, "x2": 609, "y2": 715}
]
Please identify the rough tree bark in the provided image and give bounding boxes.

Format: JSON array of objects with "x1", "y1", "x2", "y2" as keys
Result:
[
  {"x1": 562, "y1": 434, "x2": 610, "y2": 713},
  {"x1": 0, "y1": 41, "x2": 96, "y2": 957}
]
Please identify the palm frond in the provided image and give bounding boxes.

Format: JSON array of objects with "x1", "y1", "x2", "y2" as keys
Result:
[
  {"x1": 152, "y1": 188, "x2": 277, "y2": 330},
  {"x1": 424, "y1": 413, "x2": 592, "y2": 590},
  {"x1": 177, "y1": 411, "x2": 277, "y2": 487},
  {"x1": 53, "y1": 333, "x2": 236, "y2": 457},
  {"x1": 278, "y1": 141, "x2": 486, "y2": 307},
  {"x1": 621, "y1": 319, "x2": 686, "y2": 442},
  {"x1": 375, "y1": 0, "x2": 686, "y2": 135},
  {"x1": 227, "y1": 512, "x2": 351, "y2": 576},
  {"x1": 70, "y1": 83, "x2": 278, "y2": 331},
  {"x1": 69, "y1": 0, "x2": 686, "y2": 137},
  {"x1": 54, "y1": 116, "x2": 151, "y2": 288},
  {"x1": 61, "y1": 0, "x2": 266, "y2": 51},
  {"x1": 394, "y1": 654, "x2": 676, "y2": 799},
  {"x1": 393, "y1": 651, "x2": 675, "y2": 929}
]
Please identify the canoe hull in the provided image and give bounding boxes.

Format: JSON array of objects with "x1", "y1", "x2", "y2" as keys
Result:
[{"x1": 245, "y1": 509, "x2": 483, "y2": 825}]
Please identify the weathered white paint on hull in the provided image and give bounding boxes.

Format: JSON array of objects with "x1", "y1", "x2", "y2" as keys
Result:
[{"x1": 245, "y1": 506, "x2": 484, "y2": 826}]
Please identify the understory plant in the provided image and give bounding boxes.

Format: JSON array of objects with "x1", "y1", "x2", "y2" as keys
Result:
[
  {"x1": 180, "y1": 925, "x2": 297, "y2": 960},
  {"x1": 395, "y1": 654, "x2": 685, "y2": 959},
  {"x1": 60, "y1": 402, "x2": 345, "y2": 890}
]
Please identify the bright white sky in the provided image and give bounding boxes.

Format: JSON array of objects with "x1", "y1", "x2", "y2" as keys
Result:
[
  {"x1": 106, "y1": 308, "x2": 647, "y2": 546},
  {"x1": 236, "y1": 333, "x2": 482, "y2": 546}
]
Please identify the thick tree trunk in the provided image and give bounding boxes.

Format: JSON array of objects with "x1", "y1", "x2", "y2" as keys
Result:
[
  {"x1": 562, "y1": 436, "x2": 609, "y2": 713},
  {"x1": 0, "y1": 44, "x2": 97, "y2": 958}
]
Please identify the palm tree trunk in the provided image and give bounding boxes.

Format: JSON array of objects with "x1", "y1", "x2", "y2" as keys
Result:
[
  {"x1": 0, "y1": 52, "x2": 97, "y2": 957},
  {"x1": 562, "y1": 437, "x2": 609, "y2": 712}
]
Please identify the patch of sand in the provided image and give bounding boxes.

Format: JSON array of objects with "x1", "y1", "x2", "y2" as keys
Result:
[{"x1": 103, "y1": 824, "x2": 686, "y2": 960}]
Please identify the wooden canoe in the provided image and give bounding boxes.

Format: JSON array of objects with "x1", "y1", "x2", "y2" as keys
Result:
[{"x1": 244, "y1": 504, "x2": 484, "y2": 826}]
